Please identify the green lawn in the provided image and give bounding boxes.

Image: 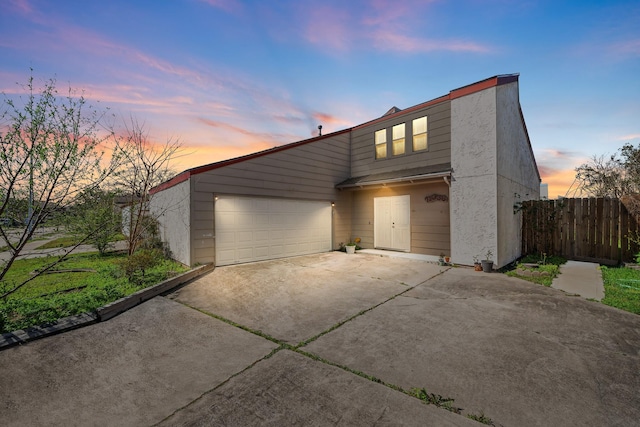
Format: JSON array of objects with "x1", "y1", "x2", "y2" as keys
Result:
[
  {"x1": 600, "y1": 266, "x2": 640, "y2": 315},
  {"x1": 0, "y1": 251, "x2": 188, "y2": 333},
  {"x1": 508, "y1": 254, "x2": 639, "y2": 316}
]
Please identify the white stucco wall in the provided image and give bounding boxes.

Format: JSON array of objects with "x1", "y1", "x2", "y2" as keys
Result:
[
  {"x1": 149, "y1": 179, "x2": 191, "y2": 266},
  {"x1": 496, "y1": 83, "x2": 540, "y2": 266},
  {"x1": 450, "y1": 87, "x2": 498, "y2": 266}
]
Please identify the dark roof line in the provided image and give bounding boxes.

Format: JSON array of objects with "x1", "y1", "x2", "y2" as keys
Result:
[
  {"x1": 151, "y1": 73, "x2": 522, "y2": 194},
  {"x1": 336, "y1": 164, "x2": 452, "y2": 189}
]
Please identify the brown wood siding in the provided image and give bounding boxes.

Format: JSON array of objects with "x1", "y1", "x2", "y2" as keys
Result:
[
  {"x1": 190, "y1": 134, "x2": 351, "y2": 264},
  {"x1": 191, "y1": 190, "x2": 215, "y2": 266},
  {"x1": 351, "y1": 101, "x2": 451, "y2": 177},
  {"x1": 333, "y1": 191, "x2": 353, "y2": 247},
  {"x1": 350, "y1": 182, "x2": 450, "y2": 256}
]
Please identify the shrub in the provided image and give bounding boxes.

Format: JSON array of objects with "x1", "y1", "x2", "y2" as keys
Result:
[{"x1": 117, "y1": 248, "x2": 164, "y2": 285}]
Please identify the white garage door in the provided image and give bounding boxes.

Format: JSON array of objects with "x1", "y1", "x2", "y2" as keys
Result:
[{"x1": 215, "y1": 196, "x2": 332, "y2": 266}]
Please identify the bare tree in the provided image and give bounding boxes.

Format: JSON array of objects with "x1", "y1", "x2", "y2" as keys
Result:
[
  {"x1": 574, "y1": 154, "x2": 631, "y2": 198},
  {"x1": 0, "y1": 72, "x2": 119, "y2": 298},
  {"x1": 574, "y1": 142, "x2": 640, "y2": 199},
  {"x1": 111, "y1": 118, "x2": 181, "y2": 256}
]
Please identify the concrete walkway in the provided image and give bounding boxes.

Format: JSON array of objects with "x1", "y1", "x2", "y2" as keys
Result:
[
  {"x1": 552, "y1": 260, "x2": 606, "y2": 301},
  {"x1": 0, "y1": 238, "x2": 128, "y2": 261}
]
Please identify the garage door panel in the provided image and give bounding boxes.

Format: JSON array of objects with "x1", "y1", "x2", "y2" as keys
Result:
[
  {"x1": 216, "y1": 231, "x2": 235, "y2": 245},
  {"x1": 217, "y1": 249, "x2": 235, "y2": 265},
  {"x1": 254, "y1": 214, "x2": 269, "y2": 227},
  {"x1": 215, "y1": 196, "x2": 332, "y2": 266},
  {"x1": 284, "y1": 243, "x2": 298, "y2": 254},
  {"x1": 216, "y1": 212, "x2": 236, "y2": 227},
  {"x1": 254, "y1": 246, "x2": 269, "y2": 257},
  {"x1": 237, "y1": 248, "x2": 254, "y2": 262},
  {"x1": 238, "y1": 231, "x2": 253, "y2": 243},
  {"x1": 254, "y1": 230, "x2": 270, "y2": 242}
]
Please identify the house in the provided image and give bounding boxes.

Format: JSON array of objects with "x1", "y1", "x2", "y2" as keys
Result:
[{"x1": 150, "y1": 74, "x2": 540, "y2": 269}]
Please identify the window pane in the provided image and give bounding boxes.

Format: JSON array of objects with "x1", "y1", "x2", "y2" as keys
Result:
[
  {"x1": 413, "y1": 133, "x2": 427, "y2": 151},
  {"x1": 392, "y1": 123, "x2": 405, "y2": 156},
  {"x1": 413, "y1": 116, "x2": 427, "y2": 135},
  {"x1": 375, "y1": 129, "x2": 386, "y2": 144},
  {"x1": 376, "y1": 143, "x2": 387, "y2": 159},
  {"x1": 392, "y1": 123, "x2": 405, "y2": 140},
  {"x1": 412, "y1": 116, "x2": 428, "y2": 151},
  {"x1": 393, "y1": 138, "x2": 405, "y2": 155}
]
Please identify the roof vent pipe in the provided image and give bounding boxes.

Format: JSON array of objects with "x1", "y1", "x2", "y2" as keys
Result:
[{"x1": 318, "y1": 125, "x2": 322, "y2": 136}]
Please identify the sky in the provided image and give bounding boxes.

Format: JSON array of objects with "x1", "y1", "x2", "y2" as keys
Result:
[{"x1": 1, "y1": 0, "x2": 639, "y2": 199}]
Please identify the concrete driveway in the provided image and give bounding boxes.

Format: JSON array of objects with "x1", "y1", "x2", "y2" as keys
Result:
[{"x1": 1, "y1": 252, "x2": 639, "y2": 426}]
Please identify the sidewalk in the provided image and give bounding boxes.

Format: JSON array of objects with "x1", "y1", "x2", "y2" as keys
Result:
[
  {"x1": 0, "y1": 238, "x2": 128, "y2": 262},
  {"x1": 552, "y1": 261, "x2": 605, "y2": 301}
]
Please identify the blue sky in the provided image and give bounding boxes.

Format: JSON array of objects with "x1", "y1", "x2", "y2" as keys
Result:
[{"x1": 1, "y1": 0, "x2": 639, "y2": 198}]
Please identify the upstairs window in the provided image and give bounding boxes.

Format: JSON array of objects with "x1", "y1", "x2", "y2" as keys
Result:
[
  {"x1": 392, "y1": 123, "x2": 405, "y2": 156},
  {"x1": 375, "y1": 129, "x2": 387, "y2": 159},
  {"x1": 412, "y1": 116, "x2": 428, "y2": 151}
]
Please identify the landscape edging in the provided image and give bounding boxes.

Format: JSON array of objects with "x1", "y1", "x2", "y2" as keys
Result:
[{"x1": 0, "y1": 263, "x2": 214, "y2": 351}]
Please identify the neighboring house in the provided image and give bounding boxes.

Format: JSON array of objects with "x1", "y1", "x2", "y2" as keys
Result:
[{"x1": 150, "y1": 74, "x2": 540, "y2": 269}]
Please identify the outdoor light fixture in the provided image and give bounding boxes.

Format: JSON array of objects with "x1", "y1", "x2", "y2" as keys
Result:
[{"x1": 331, "y1": 201, "x2": 335, "y2": 207}]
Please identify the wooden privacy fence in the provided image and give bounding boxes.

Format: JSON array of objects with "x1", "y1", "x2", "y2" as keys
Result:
[{"x1": 520, "y1": 198, "x2": 639, "y2": 265}]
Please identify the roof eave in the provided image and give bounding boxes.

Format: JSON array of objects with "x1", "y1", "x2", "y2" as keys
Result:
[{"x1": 337, "y1": 171, "x2": 452, "y2": 189}]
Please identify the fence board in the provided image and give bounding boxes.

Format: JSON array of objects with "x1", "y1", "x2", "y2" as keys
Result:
[
  {"x1": 567, "y1": 198, "x2": 575, "y2": 258},
  {"x1": 595, "y1": 198, "x2": 604, "y2": 259},
  {"x1": 611, "y1": 200, "x2": 620, "y2": 260},
  {"x1": 603, "y1": 199, "x2": 612, "y2": 259},
  {"x1": 575, "y1": 198, "x2": 584, "y2": 258},
  {"x1": 621, "y1": 201, "x2": 630, "y2": 261},
  {"x1": 521, "y1": 197, "x2": 639, "y2": 264},
  {"x1": 588, "y1": 198, "x2": 596, "y2": 258}
]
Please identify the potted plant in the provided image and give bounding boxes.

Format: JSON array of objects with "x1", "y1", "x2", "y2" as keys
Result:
[
  {"x1": 344, "y1": 237, "x2": 361, "y2": 254},
  {"x1": 481, "y1": 250, "x2": 494, "y2": 273},
  {"x1": 473, "y1": 255, "x2": 482, "y2": 271},
  {"x1": 444, "y1": 255, "x2": 451, "y2": 264},
  {"x1": 438, "y1": 252, "x2": 446, "y2": 265}
]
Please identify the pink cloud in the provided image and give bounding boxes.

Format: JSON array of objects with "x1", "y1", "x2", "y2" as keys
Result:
[
  {"x1": 7, "y1": 0, "x2": 33, "y2": 15},
  {"x1": 610, "y1": 39, "x2": 640, "y2": 57},
  {"x1": 304, "y1": 5, "x2": 352, "y2": 52},
  {"x1": 197, "y1": 0, "x2": 244, "y2": 14},
  {"x1": 299, "y1": 0, "x2": 492, "y2": 54},
  {"x1": 171, "y1": 142, "x2": 276, "y2": 172},
  {"x1": 196, "y1": 117, "x2": 296, "y2": 146},
  {"x1": 371, "y1": 30, "x2": 492, "y2": 53},
  {"x1": 543, "y1": 149, "x2": 577, "y2": 159},
  {"x1": 618, "y1": 134, "x2": 640, "y2": 141},
  {"x1": 312, "y1": 111, "x2": 350, "y2": 127}
]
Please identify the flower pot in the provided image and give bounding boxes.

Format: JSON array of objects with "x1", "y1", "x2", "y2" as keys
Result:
[
  {"x1": 345, "y1": 245, "x2": 356, "y2": 254},
  {"x1": 474, "y1": 263, "x2": 482, "y2": 272},
  {"x1": 444, "y1": 257, "x2": 450, "y2": 263},
  {"x1": 481, "y1": 260, "x2": 493, "y2": 273}
]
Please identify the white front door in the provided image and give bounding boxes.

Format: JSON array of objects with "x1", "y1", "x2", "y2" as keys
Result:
[{"x1": 374, "y1": 195, "x2": 410, "y2": 251}]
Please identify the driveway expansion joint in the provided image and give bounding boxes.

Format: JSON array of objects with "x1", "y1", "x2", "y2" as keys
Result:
[{"x1": 169, "y1": 266, "x2": 487, "y2": 424}]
